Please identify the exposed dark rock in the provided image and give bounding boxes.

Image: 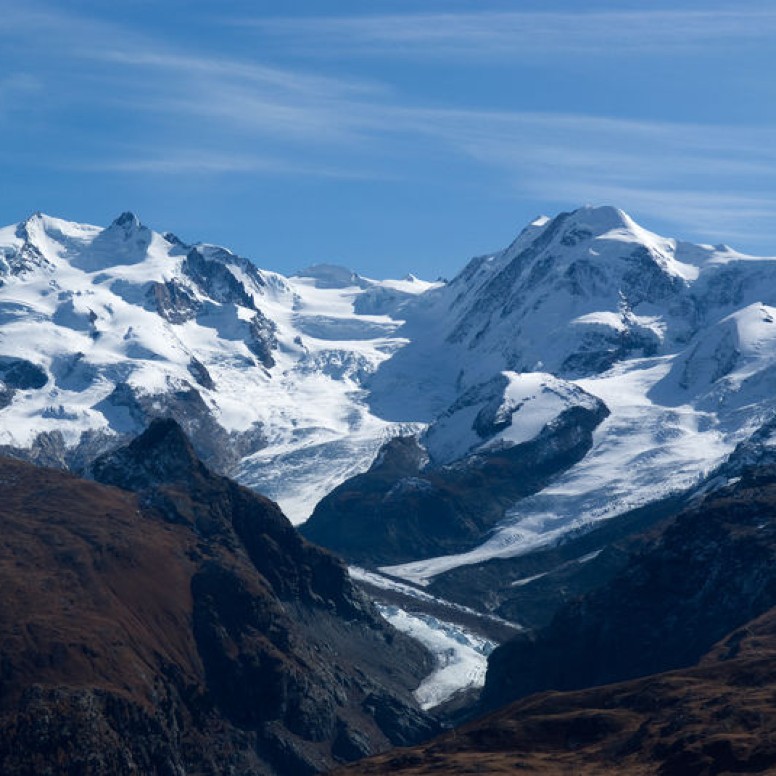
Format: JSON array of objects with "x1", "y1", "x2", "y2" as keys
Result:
[
  {"x1": 162, "y1": 231, "x2": 189, "y2": 251},
  {"x1": 0, "y1": 430, "x2": 69, "y2": 469},
  {"x1": 183, "y1": 248, "x2": 256, "y2": 309},
  {"x1": 0, "y1": 428, "x2": 125, "y2": 476},
  {"x1": 6, "y1": 217, "x2": 52, "y2": 273},
  {"x1": 148, "y1": 279, "x2": 201, "y2": 323},
  {"x1": 0, "y1": 357, "x2": 47, "y2": 390},
  {"x1": 92, "y1": 417, "x2": 209, "y2": 492},
  {"x1": 198, "y1": 245, "x2": 267, "y2": 291},
  {"x1": 65, "y1": 428, "x2": 126, "y2": 474},
  {"x1": 0, "y1": 384, "x2": 14, "y2": 408},
  {"x1": 482, "y1": 465, "x2": 776, "y2": 711},
  {"x1": 96, "y1": 380, "x2": 265, "y2": 474},
  {"x1": 332, "y1": 723, "x2": 374, "y2": 762},
  {"x1": 187, "y1": 356, "x2": 216, "y2": 389},
  {"x1": 361, "y1": 692, "x2": 438, "y2": 748},
  {"x1": 560, "y1": 322, "x2": 661, "y2": 376},
  {"x1": 249, "y1": 310, "x2": 279, "y2": 369},
  {"x1": 302, "y1": 401, "x2": 609, "y2": 565},
  {"x1": 111, "y1": 211, "x2": 141, "y2": 229}
]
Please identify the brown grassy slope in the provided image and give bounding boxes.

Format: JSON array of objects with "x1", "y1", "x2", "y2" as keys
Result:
[
  {"x1": 0, "y1": 421, "x2": 436, "y2": 776},
  {"x1": 0, "y1": 457, "x2": 201, "y2": 709},
  {"x1": 335, "y1": 606, "x2": 776, "y2": 775},
  {"x1": 337, "y1": 468, "x2": 776, "y2": 775}
]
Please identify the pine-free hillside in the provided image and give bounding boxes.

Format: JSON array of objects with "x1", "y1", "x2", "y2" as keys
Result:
[
  {"x1": 337, "y1": 463, "x2": 776, "y2": 775},
  {"x1": 0, "y1": 420, "x2": 435, "y2": 775}
]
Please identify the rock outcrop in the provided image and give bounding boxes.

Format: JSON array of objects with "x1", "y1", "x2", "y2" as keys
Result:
[
  {"x1": 482, "y1": 464, "x2": 776, "y2": 709},
  {"x1": 336, "y1": 464, "x2": 776, "y2": 775},
  {"x1": 302, "y1": 396, "x2": 608, "y2": 565}
]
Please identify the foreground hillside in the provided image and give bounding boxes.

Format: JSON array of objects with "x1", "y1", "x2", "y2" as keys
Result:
[
  {"x1": 337, "y1": 618, "x2": 776, "y2": 775},
  {"x1": 336, "y1": 465, "x2": 776, "y2": 774},
  {"x1": 0, "y1": 421, "x2": 434, "y2": 775}
]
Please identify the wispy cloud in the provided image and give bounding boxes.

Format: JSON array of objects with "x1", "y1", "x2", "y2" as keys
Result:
[
  {"x1": 394, "y1": 108, "x2": 776, "y2": 244},
  {"x1": 96, "y1": 50, "x2": 382, "y2": 98},
  {"x1": 0, "y1": 2, "x2": 390, "y2": 147},
  {"x1": 241, "y1": 8, "x2": 776, "y2": 59},
  {"x1": 1, "y1": 1, "x2": 775, "y2": 254},
  {"x1": 66, "y1": 150, "x2": 384, "y2": 180}
]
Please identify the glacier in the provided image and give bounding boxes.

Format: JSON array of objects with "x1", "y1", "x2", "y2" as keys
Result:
[{"x1": 2, "y1": 204, "x2": 776, "y2": 584}]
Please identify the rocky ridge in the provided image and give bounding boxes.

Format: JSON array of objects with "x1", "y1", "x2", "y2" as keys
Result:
[
  {"x1": 336, "y1": 462, "x2": 776, "y2": 775},
  {"x1": 0, "y1": 420, "x2": 436, "y2": 775},
  {"x1": 302, "y1": 382, "x2": 609, "y2": 564}
]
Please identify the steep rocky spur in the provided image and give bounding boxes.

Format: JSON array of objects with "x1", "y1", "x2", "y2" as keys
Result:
[{"x1": 0, "y1": 420, "x2": 435, "y2": 775}]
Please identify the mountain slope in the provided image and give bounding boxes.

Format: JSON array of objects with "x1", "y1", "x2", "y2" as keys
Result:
[
  {"x1": 482, "y1": 463, "x2": 776, "y2": 709},
  {"x1": 4, "y1": 206, "x2": 776, "y2": 585},
  {"x1": 0, "y1": 421, "x2": 435, "y2": 775},
  {"x1": 336, "y1": 464, "x2": 776, "y2": 775},
  {"x1": 353, "y1": 206, "x2": 776, "y2": 585},
  {"x1": 302, "y1": 380, "x2": 609, "y2": 564},
  {"x1": 0, "y1": 212, "x2": 435, "y2": 522},
  {"x1": 336, "y1": 611, "x2": 776, "y2": 775}
]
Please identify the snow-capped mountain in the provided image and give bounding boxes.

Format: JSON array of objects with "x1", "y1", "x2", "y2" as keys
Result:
[
  {"x1": 4, "y1": 204, "x2": 776, "y2": 586},
  {"x1": 313, "y1": 206, "x2": 776, "y2": 584},
  {"x1": 367, "y1": 205, "x2": 771, "y2": 420},
  {"x1": 0, "y1": 211, "x2": 436, "y2": 521}
]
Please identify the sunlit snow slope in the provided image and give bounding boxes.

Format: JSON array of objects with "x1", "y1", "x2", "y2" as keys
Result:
[
  {"x1": 366, "y1": 206, "x2": 776, "y2": 583},
  {"x1": 3, "y1": 204, "x2": 776, "y2": 571},
  {"x1": 0, "y1": 212, "x2": 436, "y2": 522}
]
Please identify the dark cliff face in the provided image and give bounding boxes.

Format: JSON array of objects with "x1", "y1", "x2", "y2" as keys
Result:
[
  {"x1": 335, "y1": 467, "x2": 776, "y2": 776},
  {"x1": 0, "y1": 420, "x2": 436, "y2": 775},
  {"x1": 482, "y1": 465, "x2": 776, "y2": 711},
  {"x1": 335, "y1": 609, "x2": 776, "y2": 775},
  {"x1": 302, "y1": 401, "x2": 609, "y2": 566}
]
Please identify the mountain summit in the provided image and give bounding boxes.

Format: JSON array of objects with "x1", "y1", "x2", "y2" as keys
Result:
[{"x1": 91, "y1": 417, "x2": 208, "y2": 491}]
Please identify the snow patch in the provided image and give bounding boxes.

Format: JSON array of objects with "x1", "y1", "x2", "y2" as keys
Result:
[{"x1": 377, "y1": 605, "x2": 495, "y2": 710}]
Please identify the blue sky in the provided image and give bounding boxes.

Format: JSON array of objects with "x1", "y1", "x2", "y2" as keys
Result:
[{"x1": 1, "y1": 0, "x2": 775, "y2": 278}]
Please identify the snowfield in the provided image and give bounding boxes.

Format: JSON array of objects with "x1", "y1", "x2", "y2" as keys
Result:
[
  {"x1": 383, "y1": 356, "x2": 734, "y2": 585},
  {"x1": 3, "y1": 205, "x2": 776, "y2": 579},
  {"x1": 0, "y1": 213, "x2": 436, "y2": 522}
]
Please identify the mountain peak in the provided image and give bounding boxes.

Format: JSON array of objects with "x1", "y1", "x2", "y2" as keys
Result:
[
  {"x1": 91, "y1": 418, "x2": 209, "y2": 492},
  {"x1": 16, "y1": 210, "x2": 55, "y2": 238},
  {"x1": 110, "y1": 211, "x2": 142, "y2": 230},
  {"x1": 565, "y1": 204, "x2": 635, "y2": 235},
  {"x1": 103, "y1": 211, "x2": 150, "y2": 244},
  {"x1": 294, "y1": 263, "x2": 367, "y2": 289}
]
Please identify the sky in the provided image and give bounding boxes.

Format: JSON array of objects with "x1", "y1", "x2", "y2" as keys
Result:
[{"x1": 0, "y1": 0, "x2": 775, "y2": 279}]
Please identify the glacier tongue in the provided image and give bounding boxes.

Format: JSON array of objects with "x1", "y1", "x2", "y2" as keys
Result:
[
  {"x1": 377, "y1": 604, "x2": 496, "y2": 710},
  {"x1": 382, "y1": 355, "x2": 735, "y2": 585}
]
